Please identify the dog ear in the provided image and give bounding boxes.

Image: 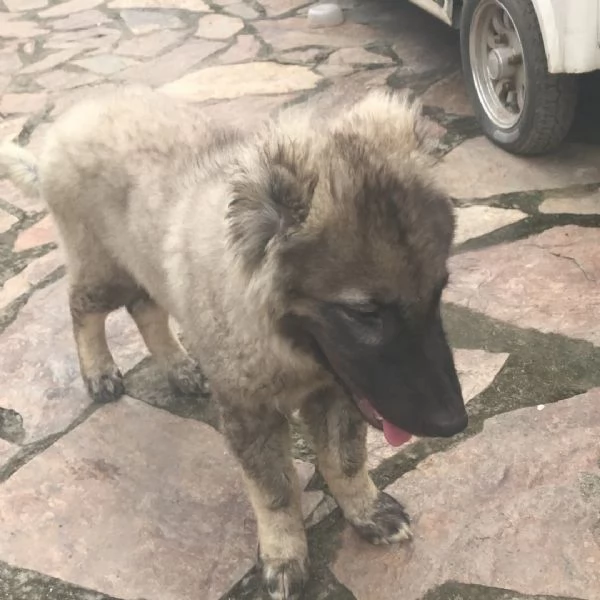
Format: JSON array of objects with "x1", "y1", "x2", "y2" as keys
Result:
[
  {"x1": 334, "y1": 90, "x2": 432, "y2": 158},
  {"x1": 227, "y1": 139, "x2": 318, "y2": 274}
]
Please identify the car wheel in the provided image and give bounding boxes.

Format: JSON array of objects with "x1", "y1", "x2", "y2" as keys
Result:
[{"x1": 460, "y1": 0, "x2": 579, "y2": 155}]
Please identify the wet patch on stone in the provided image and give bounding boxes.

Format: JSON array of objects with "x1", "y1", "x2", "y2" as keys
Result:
[
  {"x1": 421, "y1": 71, "x2": 473, "y2": 117},
  {"x1": 123, "y1": 355, "x2": 221, "y2": 430},
  {"x1": 0, "y1": 407, "x2": 25, "y2": 444},
  {"x1": 421, "y1": 582, "x2": 587, "y2": 600},
  {"x1": 347, "y1": 0, "x2": 459, "y2": 73}
]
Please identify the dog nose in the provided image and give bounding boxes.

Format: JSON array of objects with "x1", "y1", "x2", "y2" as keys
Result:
[{"x1": 432, "y1": 411, "x2": 468, "y2": 438}]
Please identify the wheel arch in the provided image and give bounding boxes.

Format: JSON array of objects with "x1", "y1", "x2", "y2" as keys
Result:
[{"x1": 527, "y1": 0, "x2": 562, "y2": 72}]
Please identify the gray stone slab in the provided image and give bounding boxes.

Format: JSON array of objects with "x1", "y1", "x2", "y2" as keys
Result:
[
  {"x1": 73, "y1": 54, "x2": 138, "y2": 75},
  {"x1": 195, "y1": 14, "x2": 244, "y2": 40},
  {"x1": 0, "y1": 206, "x2": 17, "y2": 234},
  {"x1": 0, "y1": 278, "x2": 148, "y2": 444},
  {"x1": 446, "y1": 225, "x2": 600, "y2": 346},
  {"x1": 0, "y1": 439, "x2": 19, "y2": 469},
  {"x1": 422, "y1": 71, "x2": 473, "y2": 116},
  {"x1": 4, "y1": 0, "x2": 48, "y2": 10},
  {"x1": 0, "y1": 397, "x2": 256, "y2": 600},
  {"x1": 335, "y1": 388, "x2": 600, "y2": 600},
  {"x1": 539, "y1": 190, "x2": 600, "y2": 215},
  {"x1": 367, "y1": 348, "x2": 509, "y2": 469},
  {"x1": 422, "y1": 581, "x2": 586, "y2": 600},
  {"x1": 109, "y1": 0, "x2": 210, "y2": 8},
  {"x1": 253, "y1": 17, "x2": 378, "y2": 51},
  {"x1": 119, "y1": 9, "x2": 185, "y2": 35},
  {"x1": 117, "y1": 39, "x2": 225, "y2": 86},
  {"x1": 435, "y1": 137, "x2": 600, "y2": 199},
  {"x1": 0, "y1": 559, "x2": 119, "y2": 600},
  {"x1": 39, "y1": 0, "x2": 103, "y2": 18},
  {"x1": 113, "y1": 28, "x2": 185, "y2": 58},
  {"x1": 452, "y1": 348, "x2": 510, "y2": 403},
  {"x1": 454, "y1": 205, "x2": 528, "y2": 244},
  {"x1": 161, "y1": 61, "x2": 321, "y2": 102}
]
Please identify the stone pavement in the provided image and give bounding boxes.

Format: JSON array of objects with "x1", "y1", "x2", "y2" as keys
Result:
[{"x1": 0, "y1": 0, "x2": 599, "y2": 599}]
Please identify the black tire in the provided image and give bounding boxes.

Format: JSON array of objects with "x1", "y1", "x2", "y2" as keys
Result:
[{"x1": 460, "y1": 0, "x2": 579, "y2": 155}]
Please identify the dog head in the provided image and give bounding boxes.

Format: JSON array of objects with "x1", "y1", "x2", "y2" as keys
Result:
[{"x1": 227, "y1": 91, "x2": 467, "y2": 442}]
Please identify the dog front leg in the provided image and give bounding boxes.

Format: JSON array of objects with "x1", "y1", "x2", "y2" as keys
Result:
[
  {"x1": 300, "y1": 387, "x2": 412, "y2": 545},
  {"x1": 222, "y1": 403, "x2": 308, "y2": 600}
]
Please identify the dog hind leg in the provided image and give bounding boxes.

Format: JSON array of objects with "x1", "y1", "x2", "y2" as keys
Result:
[
  {"x1": 222, "y1": 403, "x2": 308, "y2": 600},
  {"x1": 300, "y1": 387, "x2": 412, "y2": 545},
  {"x1": 69, "y1": 278, "x2": 133, "y2": 404},
  {"x1": 126, "y1": 292, "x2": 209, "y2": 397}
]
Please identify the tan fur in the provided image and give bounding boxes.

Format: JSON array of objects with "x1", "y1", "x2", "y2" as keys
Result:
[{"x1": 0, "y1": 85, "x2": 451, "y2": 599}]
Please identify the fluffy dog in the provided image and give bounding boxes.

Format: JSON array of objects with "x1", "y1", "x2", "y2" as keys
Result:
[{"x1": 0, "y1": 86, "x2": 467, "y2": 599}]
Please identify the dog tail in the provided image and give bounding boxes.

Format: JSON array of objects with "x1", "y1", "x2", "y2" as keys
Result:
[{"x1": 0, "y1": 140, "x2": 40, "y2": 197}]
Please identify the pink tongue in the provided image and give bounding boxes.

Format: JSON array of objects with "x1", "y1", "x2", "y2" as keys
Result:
[{"x1": 382, "y1": 420, "x2": 412, "y2": 447}]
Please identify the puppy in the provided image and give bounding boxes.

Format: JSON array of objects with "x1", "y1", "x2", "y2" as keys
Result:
[{"x1": 0, "y1": 86, "x2": 467, "y2": 599}]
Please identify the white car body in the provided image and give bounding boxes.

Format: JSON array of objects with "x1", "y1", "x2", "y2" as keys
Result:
[{"x1": 409, "y1": 0, "x2": 600, "y2": 74}]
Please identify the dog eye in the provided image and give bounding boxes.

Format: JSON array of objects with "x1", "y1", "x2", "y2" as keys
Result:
[{"x1": 338, "y1": 303, "x2": 381, "y2": 325}]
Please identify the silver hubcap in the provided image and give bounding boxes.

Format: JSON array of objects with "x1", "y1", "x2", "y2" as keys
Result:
[{"x1": 469, "y1": 0, "x2": 526, "y2": 129}]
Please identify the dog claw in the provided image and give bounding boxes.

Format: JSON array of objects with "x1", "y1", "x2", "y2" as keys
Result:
[
  {"x1": 84, "y1": 366, "x2": 125, "y2": 403},
  {"x1": 350, "y1": 491, "x2": 413, "y2": 545},
  {"x1": 167, "y1": 358, "x2": 210, "y2": 397},
  {"x1": 261, "y1": 557, "x2": 309, "y2": 600}
]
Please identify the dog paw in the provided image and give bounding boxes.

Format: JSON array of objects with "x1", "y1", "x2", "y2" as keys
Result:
[
  {"x1": 350, "y1": 491, "x2": 412, "y2": 545},
  {"x1": 262, "y1": 558, "x2": 309, "y2": 600},
  {"x1": 167, "y1": 358, "x2": 210, "y2": 397},
  {"x1": 84, "y1": 366, "x2": 125, "y2": 403}
]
